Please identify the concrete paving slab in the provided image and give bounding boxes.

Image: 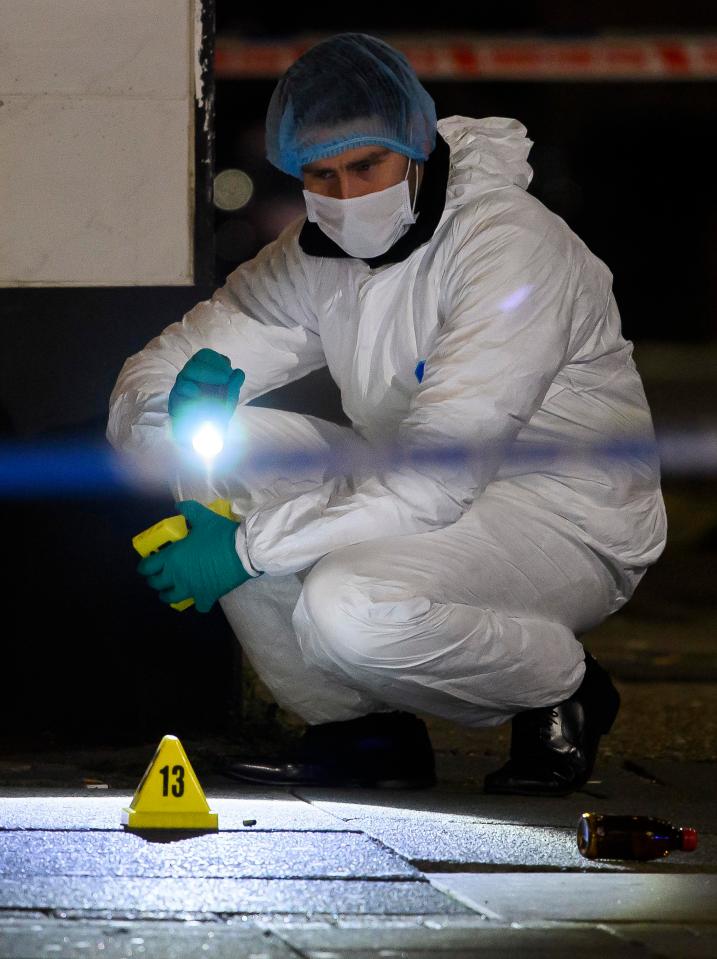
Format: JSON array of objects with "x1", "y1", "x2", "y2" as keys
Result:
[
  {"x1": 606, "y1": 923, "x2": 717, "y2": 959},
  {"x1": 0, "y1": 789, "x2": 353, "y2": 831},
  {"x1": 428, "y1": 873, "x2": 717, "y2": 923},
  {"x1": 2, "y1": 917, "x2": 710, "y2": 959},
  {"x1": 268, "y1": 915, "x2": 493, "y2": 929},
  {"x1": 0, "y1": 918, "x2": 676, "y2": 959},
  {"x1": 272, "y1": 921, "x2": 649, "y2": 957},
  {"x1": 0, "y1": 830, "x2": 417, "y2": 880},
  {"x1": 0, "y1": 919, "x2": 296, "y2": 958},
  {"x1": 0, "y1": 877, "x2": 471, "y2": 916},
  {"x1": 349, "y1": 821, "x2": 717, "y2": 871}
]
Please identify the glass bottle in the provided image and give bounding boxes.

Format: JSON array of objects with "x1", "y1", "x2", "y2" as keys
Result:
[{"x1": 577, "y1": 812, "x2": 698, "y2": 861}]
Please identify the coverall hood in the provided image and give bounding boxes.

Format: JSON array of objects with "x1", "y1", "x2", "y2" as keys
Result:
[{"x1": 438, "y1": 115, "x2": 535, "y2": 209}]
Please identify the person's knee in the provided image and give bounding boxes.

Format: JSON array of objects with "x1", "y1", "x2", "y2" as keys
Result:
[
  {"x1": 293, "y1": 553, "x2": 367, "y2": 669},
  {"x1": 294, "y1": 550, "x2": 431, "y2": 672}
]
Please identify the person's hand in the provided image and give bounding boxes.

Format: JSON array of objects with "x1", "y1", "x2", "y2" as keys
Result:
[
  {"x1": 168, "y1": 349, "x2": 245, "y2": 444},
  {"x1": 137, "y1": 500, "x2": 253, "y2": 612}
]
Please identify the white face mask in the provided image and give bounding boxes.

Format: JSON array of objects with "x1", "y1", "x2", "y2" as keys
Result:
[{"x1": 303, "y1": 158, "x2": 419, "y2": 258}]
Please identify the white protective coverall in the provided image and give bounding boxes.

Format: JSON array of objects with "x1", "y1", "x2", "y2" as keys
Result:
[{"x1": 107, "y1": 116, "x2": 667, "y2": 727}]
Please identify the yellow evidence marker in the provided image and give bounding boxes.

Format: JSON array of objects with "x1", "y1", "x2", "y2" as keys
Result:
[
  {"x1": 122, "y1": 734, "x2": 218, "y2": 830},
  {"x1": 132, "y1": 498, "x2": 234, "y2": 611}
]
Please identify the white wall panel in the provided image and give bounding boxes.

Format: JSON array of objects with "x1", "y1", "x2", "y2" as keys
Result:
[{"x1": 0, "y1": 0, "x2": 198, "y2": 286}]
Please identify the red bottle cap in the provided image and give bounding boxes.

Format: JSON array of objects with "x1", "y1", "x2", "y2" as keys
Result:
[{"x1": 680, "y1": 827, "x2": 698, "y2": 851}]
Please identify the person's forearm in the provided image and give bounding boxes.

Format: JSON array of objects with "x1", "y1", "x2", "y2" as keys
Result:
[{"x1": 239, "y1": 460, "x2": 479, "y2": 576}]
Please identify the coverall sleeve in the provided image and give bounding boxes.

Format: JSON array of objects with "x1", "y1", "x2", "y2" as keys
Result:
[
  {"x1": 106, "y1": 219, "x2": 326, "y2": 457},
  {"x1": 242, "y1": 213, "x2": 578, "y2": 575}
]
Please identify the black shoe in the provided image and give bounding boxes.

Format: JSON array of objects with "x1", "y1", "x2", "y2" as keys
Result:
[
  {"x1": 221, "y1": 710, "x2": 436, "y2": 789},
  {"x1": 483, "y1": 652, "x2": 620, "y2": 797}
]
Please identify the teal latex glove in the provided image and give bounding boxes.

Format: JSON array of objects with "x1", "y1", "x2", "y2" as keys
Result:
[
  {"x1": 137, "y1": 500, "x2": 253, "y2": 612},
  {"x1": 168, "y1": 348, "x2": 245, "y2": 445}
]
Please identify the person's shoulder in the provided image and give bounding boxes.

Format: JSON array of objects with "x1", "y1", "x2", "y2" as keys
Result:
[
  {"x1": 444, "y1": 188, "x2": 571, "y2": 259},
  {"x1": 224, "y1": 214, "x2": 309, "y2": 291}
]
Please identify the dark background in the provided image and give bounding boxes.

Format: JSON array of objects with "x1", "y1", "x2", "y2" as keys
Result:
[{"x1": 1, "y1": 2, "x2": 716, "y2": 751}]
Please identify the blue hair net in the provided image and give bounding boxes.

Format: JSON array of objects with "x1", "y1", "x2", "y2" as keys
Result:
[{"x1": 266, "y1": 33, "x2": 437, "y2": 179}]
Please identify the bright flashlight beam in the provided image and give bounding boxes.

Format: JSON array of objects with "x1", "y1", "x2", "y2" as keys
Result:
[{"x1": 191, "y1": 421, "x2": 225, "y2": 461}]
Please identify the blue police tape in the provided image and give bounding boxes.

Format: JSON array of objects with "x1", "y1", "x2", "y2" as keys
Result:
[
  {"x1": 0, "y1": 440, "x2": 126, "y2": 497},
  {"x1": 0, "y1": 429, "x2": 715, "y2": 497}
]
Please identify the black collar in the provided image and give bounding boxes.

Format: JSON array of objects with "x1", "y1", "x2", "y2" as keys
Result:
[{"x1": 298, "y1": 132, "x2": 450, "y2": 267}]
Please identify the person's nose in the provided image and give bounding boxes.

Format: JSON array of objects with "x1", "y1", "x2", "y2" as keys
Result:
[
  {"x1": 334, "y1": 173, "x2": 353, "y2": 200},
  {"x1": 331, "y1": 172, "x2": 368, "y2": 200}
]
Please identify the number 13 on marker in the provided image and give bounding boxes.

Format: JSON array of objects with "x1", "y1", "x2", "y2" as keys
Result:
[
  {"x1": 121, "y1": 734, "x2": 218, "y2": 830},
  {"x1": 159, "y1": 764, "x2": 185, "y2": 797}
]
